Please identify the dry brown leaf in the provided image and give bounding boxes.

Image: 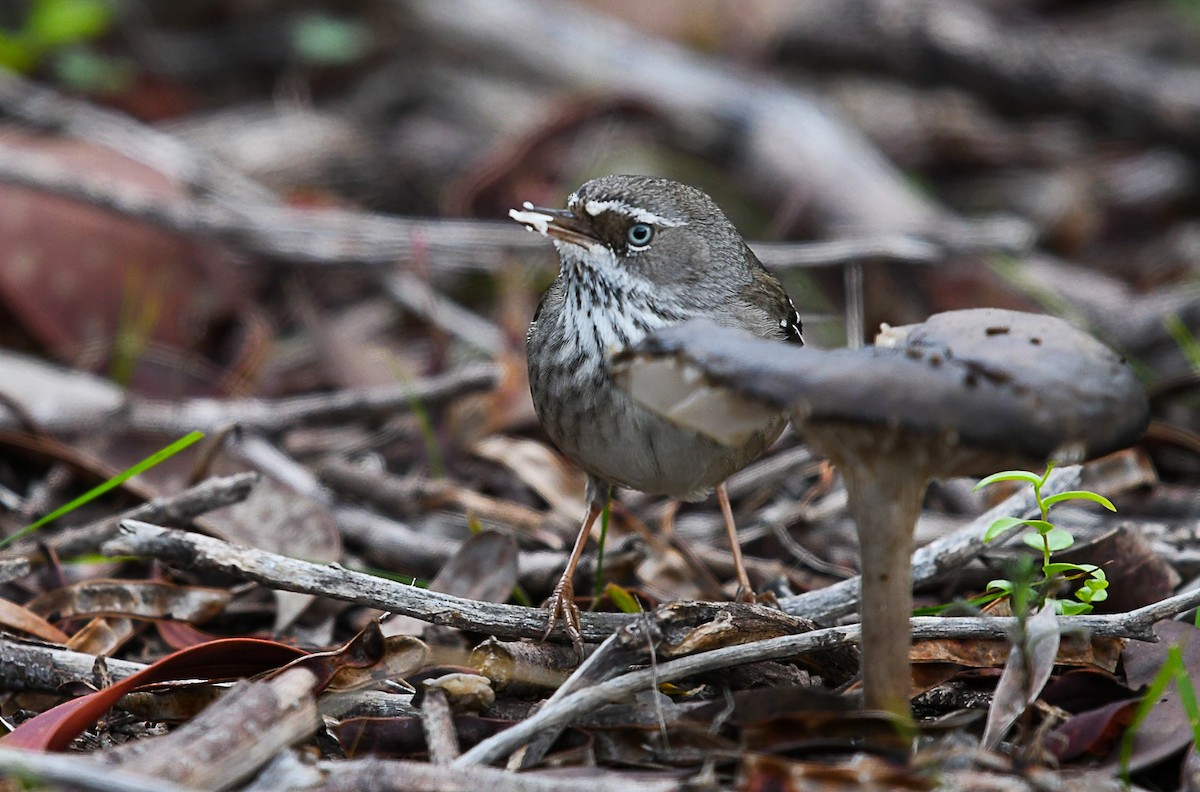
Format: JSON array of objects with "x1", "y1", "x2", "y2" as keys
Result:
[
  {"x1": 472, "y1": 434, "x2": 585, "y2": 520},
  {"x1": 0, "y1": 596, "x2": 69, "y2": 643},
  {"x1": 26, "y1": 579, "x2": 230, "y2": 624},
  {"x1": 66, "y1": 616, "x2": 137, "y2": 655}
]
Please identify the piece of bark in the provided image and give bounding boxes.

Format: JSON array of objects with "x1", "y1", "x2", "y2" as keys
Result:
[{"x1": 102, "y1": 667, "x2": 321, "y2": 790}]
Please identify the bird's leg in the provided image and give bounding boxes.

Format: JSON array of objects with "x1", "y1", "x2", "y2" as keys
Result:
[
  {"x1": 717, "y1": 482, "x2": 755, "y2": 602},
  {"x1": 658, "y1": 499, "x2": 681, "y2": 538},
  {"x1": 544, "y1": 500, "x2": 602, "y2": 657}
]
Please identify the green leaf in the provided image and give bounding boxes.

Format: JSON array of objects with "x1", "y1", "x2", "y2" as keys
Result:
[
  {"x1": 1118, "y1": 648, "x2": 1185, "y2": 782},
  {"x1": 1058, "y1": 600, "x2": 1093, "y2": 616},
  {"x1": 1020, "y1": 527, "x2": 1073, "y2": 552},
  {"x1": 604, "y1": 582, "x2": 643, "y2": 614},
  {"x1": 912, "y1": 592, "x2": 1002, "y2": 616},
  {"x1": 1043, "y1": 527, "x2": 1075, "y2": 552},
  {"x1": 51, "y1": 47, "x2": 132, "y2": 94},
  {"x1": 1041, "y1": 490, "x2": 1117, "y2": 511},
  {"x1": 0, "y1": 33, "x2": 39, "y2": 71},
  {"x1": 1169, "y1": 646, "x2": 1200, "y2": 749},
  {"x1": 291, "y1": 13, "x2": 369, "y2": 65},
  {"x1": 986, "y1": 579, "x2": 1014, "y2": 595},
  {"x1": 984, "y1": 517, "x2": 1022, "y2": 542},
  {"x1": 985, "y1": 517, "x2": 1019, "y2": 542},
  {"x1": 27, "y1": 0, "x2": 111, "y2": 48},
  {"x1": 1043, "y1": 562, "x2": 1091, "y2": 577},
  {"x1": 974, "y1": 470, "x2": 1042, "y2": 490},
  {"x1": 0, "y1": 431, "x2": 204, "y2": 549},
  {"x1": 509, "y1": 584, "x2": 533, "y2": 607},
  {"x1": 985, "y1": 517, "x2": 1053, "y2": 542},
  {"x1": 1027, "y1": 525, "x2": 1075, "y2": 549},
  {"x1": 594, "y1": 492, "x2": 612, "y2": 604}
]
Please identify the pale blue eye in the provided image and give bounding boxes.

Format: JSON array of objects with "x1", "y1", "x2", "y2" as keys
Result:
[{"x1": 626, "y1": 223, "x2": 654, "y2": 248}]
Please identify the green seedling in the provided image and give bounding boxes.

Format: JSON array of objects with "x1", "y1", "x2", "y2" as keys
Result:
[
  {"x1": 0, "y1": 431, "x2": 204, "y2": 549},
  {"x1": 291, "y1": 13, "x2": 371, "y2": 65},
  {"x1": 0, "y1": 0, "x2": 109, "y2": 72},
  {"x1": 976, "y1": 463, "x2": 1114, "y2": 615},
  {"x1": 382, "y1": 354, "x2": 445, "y2": 479},
  {"x1": 350, "y1": 566, "x2": 425, "y2": 585},
  {"x1": 109, "y1": 267, "x2": 163, "y2": 388},
  {"x1": 1163, "y1": 312, "x2": 1200, "y2": 372},
  {"x1": 0, "y1": 0, "x2": 132, "y2": 93},
  {"x1": 603, "y1": 582, "x2": 643, "y2": 614}
]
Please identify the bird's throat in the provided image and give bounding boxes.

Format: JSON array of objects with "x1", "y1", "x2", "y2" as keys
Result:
[{"x1": 555, "y1": 247, "x2": 677, "y2": 364}]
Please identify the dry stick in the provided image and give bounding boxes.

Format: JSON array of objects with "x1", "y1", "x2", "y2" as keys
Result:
[
  {"x1": 107, "y1": 501, "x2": 1188, "y2": 650},
  {"x1": 419, "y1": 686, "x2": 462, "y2": 765},
  {"x1": 0, "y1": 70, "x2": 273, "y2": 204},
  {"x1": 104, "y1": 468, "x2": 1087, "y2": 643},
  {"x1": 384, "y1": 272, "x2": 509, "y2": 355},
  {"x1": 103, "y1": 669, "x2": 320, "y2": 790},
  {"x1": 318, "y1": 458, "x2": 550, "y2": 535},
  {"x1": 0, "y1": 634, "x2": 147, "y2": 691},
  {"x1": 105, "y1": 519, "x2": 632, "y2": 642},
  {"x1": 453, "y1": 589, "x2": 1200, "y2": 768},
  {"x1": 31, "y1": 365, "x2": 498, "y2": 437},
  {"x1": 0, "y1": 140, "x2": 543, "y2": 268},
  {"x1": 0, "y1": 748, "x2": 200, "y2": 792},
  {"x1": 0, "y1": 139, "x2": 993, "y2": 273},
  {"x1": 309, "y1": 756, "x2": 682, "y2": 792},
  {"x1": 0, "y1": 472, "x2": 259, "y2": 561}
]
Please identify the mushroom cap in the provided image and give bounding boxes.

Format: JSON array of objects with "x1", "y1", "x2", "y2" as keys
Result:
[{"x1": 614, "y1": 308, "x2": 1149, "y2": 470}]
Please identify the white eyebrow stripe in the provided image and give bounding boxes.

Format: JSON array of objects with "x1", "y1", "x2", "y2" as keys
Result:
[{"x1": 583, "y1": 199, "x2": 688, "y2": 227}]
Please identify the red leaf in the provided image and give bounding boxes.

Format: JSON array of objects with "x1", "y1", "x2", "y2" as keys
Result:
[
  {"x1": 1048, "y1": 699, "x2": 1139, "y2": 761},
  {"x1": 2, "y1": 638, "x2": 307, "y2": 751}
]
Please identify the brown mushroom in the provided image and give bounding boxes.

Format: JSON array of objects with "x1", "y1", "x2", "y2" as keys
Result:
[{"x1": 614, "y1": 308, "x2": 1150, "y2": 721}]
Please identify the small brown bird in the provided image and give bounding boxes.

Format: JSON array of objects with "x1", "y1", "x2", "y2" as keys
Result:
[{"x1": 511, "y1": 175, "x2": 804, "y2": 652}]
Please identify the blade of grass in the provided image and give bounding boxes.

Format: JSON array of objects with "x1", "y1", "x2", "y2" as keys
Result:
[
  {"x1": 1118, "y1": 645, "x2": 1192, "y2": 782},
  {"x1": 382, "y1": 355, "x2": 445, "y2": 479},
  {"x1": 0, "y1": 431, "x2": 204, "y2": 549},
  {"x1": 592, "y1": 489, "x2": 612, "y2": 607}
]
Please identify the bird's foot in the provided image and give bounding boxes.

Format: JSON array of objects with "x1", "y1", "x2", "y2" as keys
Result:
[
  {"x1": 542, "y1": 578, "x2": 584, "y2": 660},
  {"x1": 734, "y1": 586, "x2": 759, "y2": 604}
]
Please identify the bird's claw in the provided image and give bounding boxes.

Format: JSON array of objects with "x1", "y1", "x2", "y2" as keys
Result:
[
  {"x1": 543, "y1": 580, "x2": 585, "y2": 660},
  {"x1": 734, "y1": 586, "x2": 759, "y2": 605}
]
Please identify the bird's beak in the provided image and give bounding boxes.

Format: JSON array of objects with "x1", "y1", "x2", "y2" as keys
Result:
[{"x1": 509, "y1": 203, "x2": 600, "y2": 248}]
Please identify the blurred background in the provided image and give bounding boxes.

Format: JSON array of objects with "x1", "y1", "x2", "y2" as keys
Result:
[{"x1": 4, "y1": 0, "x2": 1198, "y2": 372}]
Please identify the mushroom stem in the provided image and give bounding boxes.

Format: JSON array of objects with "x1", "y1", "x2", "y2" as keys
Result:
[
  {"x1": 806, "y1": 423, "x2": 934, "y2": 723},
  {"x1": 838, "y1": 458, "x2": 925, "y2": 720}
]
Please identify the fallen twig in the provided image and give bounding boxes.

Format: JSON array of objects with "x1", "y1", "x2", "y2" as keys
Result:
[
  {"x1": 106, "y1": 519, "x2": 1197, "y2": 648},
  {"x1": 0, "y1": 748, "x2": 199, "y2": 792},
  {"x1": 0, "y1": 472, "x2": 258, "y2": 560},
  {"x1": 27, "y1": 365, "x2": 499, "y2": 436},
  {"x1": 455, "y1": 589, "x2": 1200, "y2": 766}
]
